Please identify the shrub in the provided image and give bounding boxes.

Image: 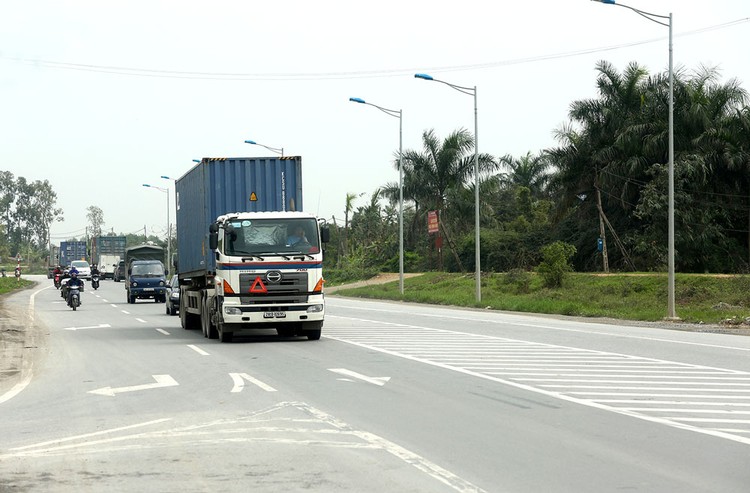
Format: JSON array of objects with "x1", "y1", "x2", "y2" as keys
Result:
[{"x1": 536, "y1": 241, "x2": 576, "y2": 288}]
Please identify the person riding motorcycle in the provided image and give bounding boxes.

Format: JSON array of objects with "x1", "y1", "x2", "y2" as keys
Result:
[
  {"x1": 52, "y1": 265, "x2": 63, "y2": 287},
  {"x1": 60, "y1": 267, "x2": 78, "y2": 300},
  {"x1": 90, "y1": 264, "x2": 101, "y2": 289},
  {"x1": 65, "y1": 270, "x2": 84, "y2": 306}
]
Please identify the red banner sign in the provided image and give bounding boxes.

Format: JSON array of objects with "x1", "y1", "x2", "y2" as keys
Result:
[{"x1": 427, "y1": 210, "x2": 439, "y2": 234}]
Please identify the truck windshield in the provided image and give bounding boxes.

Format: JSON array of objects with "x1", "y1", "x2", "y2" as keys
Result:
[
  {"x1": 131, "y1": 263, "x2": 165, "y2": 276},
  {"x1": 224, "y1": 218, "x2": 320, "y2": 255}
]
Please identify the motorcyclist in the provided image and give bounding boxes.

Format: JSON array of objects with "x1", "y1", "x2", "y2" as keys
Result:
[
  {"x1": 60, "y1": 267, "x2": 77, "y2": 299},
  {"x1": 66, "y1": 270, "x2": 84, "y2": 306},
  {"x1": 91, "y1": 264, "x2": 100, "y2": 276},
  {"x1": 52, "y1": 265, "x2": 63, "y2": 286}
]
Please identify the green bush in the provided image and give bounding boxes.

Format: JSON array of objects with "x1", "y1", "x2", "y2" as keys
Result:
[{"x1": 536, "y1": 241, "x2": 577, "y2": 288}]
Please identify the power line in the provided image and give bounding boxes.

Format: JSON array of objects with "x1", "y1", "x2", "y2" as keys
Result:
[{"x1": 2, "y1": 18, "x2": 747, "y2": 81}]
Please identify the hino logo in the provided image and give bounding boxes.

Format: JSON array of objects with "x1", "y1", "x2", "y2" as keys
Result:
[{"x1": 265, "y1": 271, "x2": 282, "y2": 283}]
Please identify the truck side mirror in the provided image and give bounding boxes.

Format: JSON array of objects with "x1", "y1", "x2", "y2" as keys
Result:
[
  {"x1": 209, "y1": 223, "x2": 219, "y2": 250},
  {"x1": 320, "y1": 227, "x2": 330, "y2": 244}
]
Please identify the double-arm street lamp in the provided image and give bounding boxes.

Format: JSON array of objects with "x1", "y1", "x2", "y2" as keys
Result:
[
  {"x1": 244, "y1": 140, "x2": 284, "y2": 157},
  {"x1": 592, "y1": 0, "x2": 676, "y2": 319},
  {"x1": 349, "y1": 97, "x2": 404, "y2": 295},
  {"x1": 142, "y1": 183, "x2": 171, "y2": 274},
  {"x1": 415, "y1": 73, "x2": 482, "y2": 303}
]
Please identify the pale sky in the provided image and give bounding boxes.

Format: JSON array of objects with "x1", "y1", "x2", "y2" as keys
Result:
[{"x1": 1, "y1": 1, "x2": 748, "y2": 245}]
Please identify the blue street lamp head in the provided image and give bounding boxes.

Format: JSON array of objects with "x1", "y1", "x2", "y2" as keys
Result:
[
  {"x1": 192, "y1": 159, "x2": 200, "y2": 163},
  {"x1": 142, "y1": 184, "x2": 151, "y2": 188},
  {"x1": 244, "y1": 140, "x2": 257, "y2": 145},
  {"x1": 349, "y1": 97, "x2": 366, "y2": 104},
  {"x1": 593, "y1": 0, "x2": 616, "y2": 3},
  {"x1": 414, "y1": 73, "x2": 434, "y2": 81},
  {"x1": 160, "y1": 175, "x2": 170, "y2": 180}
]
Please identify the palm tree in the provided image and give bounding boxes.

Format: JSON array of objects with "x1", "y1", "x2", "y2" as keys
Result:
[
  {"x1": 342, "y1": 192, "x2": 364, "y2": 258},
  {"x1": 399, "y1": 128, "x2": 496, "y2": 269},
  {"x1": 498, "y1": 151, "x2": 552, "y2": 198}
]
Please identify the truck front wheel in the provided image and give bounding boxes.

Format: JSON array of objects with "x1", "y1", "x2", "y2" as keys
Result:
[
  {"x1": 217, "y1": 323, "x2": 233, "y2": 343},
  {"x1": 303, "y1": 321, "x2": 323, "y2": 341}
]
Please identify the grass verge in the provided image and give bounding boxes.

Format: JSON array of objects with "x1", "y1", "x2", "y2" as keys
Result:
[{"x1": 330, "y1": 271, "x2": 750, "y2": 325}]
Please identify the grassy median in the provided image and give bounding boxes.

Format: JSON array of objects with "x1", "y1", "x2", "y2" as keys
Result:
[{"x1": 328, "y1": 271, "x2": 750, "y2": 325}]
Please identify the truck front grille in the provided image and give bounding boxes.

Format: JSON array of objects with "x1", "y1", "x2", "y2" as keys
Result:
[{"x1": 238, "y1": 272, "x2": 310, "y2": 304}]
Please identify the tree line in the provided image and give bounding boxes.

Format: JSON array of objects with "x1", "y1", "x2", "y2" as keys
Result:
[{"x1": 324, "y1": 60, "x2": 750, "y2": 276}]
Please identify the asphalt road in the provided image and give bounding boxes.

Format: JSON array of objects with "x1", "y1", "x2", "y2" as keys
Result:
[{"x1": 2, "y1": 276, "x2": 750, "y2": 492}]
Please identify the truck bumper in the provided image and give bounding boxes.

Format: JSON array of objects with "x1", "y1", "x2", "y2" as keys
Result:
[
  {"x1": 130, "y1": 287, "x2": 168, "y2": 298},
  {"x1": 220, "y1": 295, "x2": 325, "y2": 325}
]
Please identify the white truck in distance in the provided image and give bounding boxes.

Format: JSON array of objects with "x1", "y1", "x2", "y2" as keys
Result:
[{"x1": 180, "y1": 211, "x2": 329, "y2": 342}]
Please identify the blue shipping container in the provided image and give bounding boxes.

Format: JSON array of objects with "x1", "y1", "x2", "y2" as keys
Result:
[
  {"x1": 59, "y1": 240, "x2": 87, "y2": 267},
  {"x1": 95, "y1": 236, "x2": 127, "y2": 260},
  {"x1": 176, "y1": 156, "x2": 303, "y2": 278}
]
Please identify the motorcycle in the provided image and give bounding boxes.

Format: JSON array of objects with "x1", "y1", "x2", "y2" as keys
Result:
[
  {"x1": 67, "y1": 284, "x2": 81, "y2": 310},
  {"x1": 54, "y1": 273, "x2": 61, "y2": 289},
  {"x1": 91, "y1": 272, "x2": 100, "y2": 290}
]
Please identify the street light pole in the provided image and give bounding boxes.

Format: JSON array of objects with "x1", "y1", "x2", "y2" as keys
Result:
[
  {"x1": 142, "y1": 184, "x2": 170, "y2": 274},
  {"x1": 415, "y1": 73, "x2": 481, "y2": 303},
  {"x1": 593, "y1": 0, "x2": 676, "y2": 319},
  {"x1": 244, "y1": 140, "x2": 284, "y2": 157},
  {"x1": 349, "y1": 97, "x2": 404, "y2": 295},
  {"x1": 161, "y1": 175, "x2": 175, "y2": 271}
]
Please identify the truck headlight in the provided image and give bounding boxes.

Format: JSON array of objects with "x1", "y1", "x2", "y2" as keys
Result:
[
  {"x1": 306, "y1": 304, "x2": 324, "y2": 313},
  {"x1": 224, "y1": 306, "x2": 241, "y2": 315},
  {"x1": 131, "y1": 281, "x2": 138, "y2": 287}
]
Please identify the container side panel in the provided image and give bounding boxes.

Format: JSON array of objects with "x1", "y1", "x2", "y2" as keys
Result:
[
  {"x1": 176, "y1": 162, "x2": 210, "y2": 277},
  {"x1": 176, "y1": 157, "x2": 303, "y2": 277}
]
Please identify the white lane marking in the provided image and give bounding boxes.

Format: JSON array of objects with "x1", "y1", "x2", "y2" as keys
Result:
[
  {"x1": 63, "y1": 324, "x2": 111, "y2": 331},
  {"x1": 88, "y1": 374, "x2": 179, "y2": 397},
  {"x1": 1, "y1": 401, "x2": 488, "y2": 492},
  {"x1": 0, "y1": 285, "x2": 45, "y2": 403},
  {"x1": 300, "y1": 402, "x2": 489, "y2": 493},
  {"x1": 120, "y1": 310, "x2": 130, "y2": 314},
  {"x1": 187, "y1": 344, "x2": 209, "y2": 356},
  {"x1": 135, "y1": 318, "x2": 147, "y2": 324},
  {"x1": 9, "y1": 418, "x2": 172, "y2": 451},
  {"x1": 102, "y1": 299, "x2": 109, "y2": 303},
  {"x1": 327, "y1": 303, "x2": 750, "y2": 352},
  {"x1": 329, "y1": 368, "x2": 391, "y2": 387},
  {"x1": 325, "y1": 320, "x2": 750, "y2": 446},
  {"x1": 156, "y1": 328, "x2": 170, "y2": 336},
  {"x1": 229, "y1": 373, "x2": 277, "y2": 392}
]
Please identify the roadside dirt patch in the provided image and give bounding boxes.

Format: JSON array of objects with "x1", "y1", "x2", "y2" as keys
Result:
[{"x1": 326, "y1": 273, "x2": 422, "y2": 294}]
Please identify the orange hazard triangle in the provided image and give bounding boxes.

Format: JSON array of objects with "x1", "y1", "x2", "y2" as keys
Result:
[{"x1": 249, "y1": 276, "x2": 267, "y2": 294}]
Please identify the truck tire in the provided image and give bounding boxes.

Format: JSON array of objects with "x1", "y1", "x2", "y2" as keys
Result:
[
  {"x1": 202, "y1": 298, "x2": 218, "y2": 339},
  {"x1": 218, "y1": 323, "x2": 233, "y2": 343},
  {"x1": 130, "y1": 295, "x2": 136, "y2": 304},
  {"x1": 306, "y1": 330, "x2": 321, "y2": 341},
  {"x1": 304, "y1": 321, "x2": 323, "y2": 341}
]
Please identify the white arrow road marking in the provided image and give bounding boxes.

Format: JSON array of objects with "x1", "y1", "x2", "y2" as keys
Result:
[
  {"x1": 229, "y1": 373, "x2": 277, "y2": 393},
  {"x1": 329, "y1": 368, "x2": 391, "y2": 387},
  {"x1": 63, "y1": 324, "x2": 111, "y2": 331},
  {"x1": 88, "y1": 374, "x2": 179, "y2": 397}
]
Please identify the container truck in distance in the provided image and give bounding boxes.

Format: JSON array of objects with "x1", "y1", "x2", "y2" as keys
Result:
[{"x1": 176, "y1": 157, "x2": 329, "y2": 342}]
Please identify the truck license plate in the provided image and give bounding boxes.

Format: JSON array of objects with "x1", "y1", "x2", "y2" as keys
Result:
[
  {"x1": 144, "y1": 288, "x2": 154, "y2": 291},
  {"x1": 264, "y1": 311, "x2": 286, "y2": 318}
]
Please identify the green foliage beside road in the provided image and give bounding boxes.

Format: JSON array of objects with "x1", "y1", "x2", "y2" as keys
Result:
[
  {"x1": 330, "y1": 272, "x2": 750, "y2": 326},
  {"x1": 0, "y1": 276, "x2": 34, "y2": 295}
]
